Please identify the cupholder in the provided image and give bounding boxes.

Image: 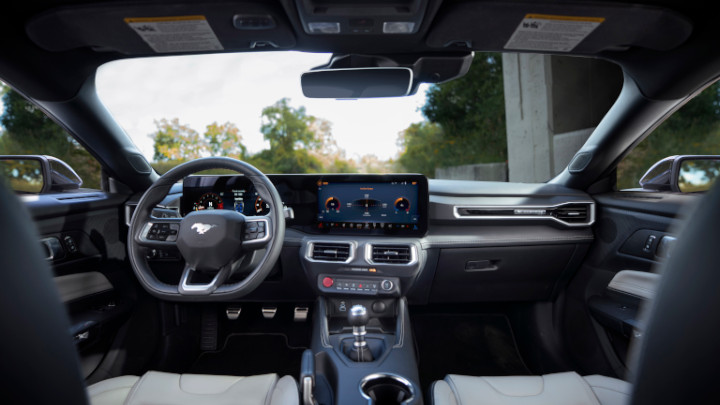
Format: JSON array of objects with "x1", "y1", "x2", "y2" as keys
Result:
[{"x1": 359, "y1": 373, "x2": 415, "y2": 405}]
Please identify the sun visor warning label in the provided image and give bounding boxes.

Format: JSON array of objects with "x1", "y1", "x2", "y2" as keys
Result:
[
  {"x1": 504, "y1": 14, "x2": 605, "y2": 52},
  {"x1": 125, "y1": 16, "x2": 224, "y2": 53}
]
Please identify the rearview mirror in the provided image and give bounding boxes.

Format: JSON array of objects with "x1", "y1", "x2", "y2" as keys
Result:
[
  {"x1": 301, "y1": 67, "x2": 413, "y2": 98},
  {"x1": 639, "y1": 155, "x2": 720, "y2": 193},
  {"x1": 0, "y1": 155, "x2": 83, "y2": 194}
]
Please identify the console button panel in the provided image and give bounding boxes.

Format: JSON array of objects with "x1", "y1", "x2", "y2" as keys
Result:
[{"x1": 318, "y1": 274, "x2": 400, "y2": 296}]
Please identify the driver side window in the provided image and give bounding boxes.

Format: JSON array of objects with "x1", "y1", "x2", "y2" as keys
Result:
[{"x1": 0, "y1": 83, "x2": 102, "y2": 190}]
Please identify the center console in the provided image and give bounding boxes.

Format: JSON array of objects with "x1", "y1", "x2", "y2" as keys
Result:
[
  {"x1": 304, "y1": 297, "x2": 422, "y2": 405},
  {"x1": 180, "y1": 173, "x2": 428, "y2": 403},
  {"x1": 297, "y1": 175, "x2": 428, "y2": 404}
]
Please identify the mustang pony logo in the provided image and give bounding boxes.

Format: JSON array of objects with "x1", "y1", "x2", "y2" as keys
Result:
[{"x1": 191, "y1": 223, "x2": 217, "y2": 235}]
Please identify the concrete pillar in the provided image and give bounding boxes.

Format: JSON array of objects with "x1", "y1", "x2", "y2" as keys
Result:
[
  {"x1": 503, "y1": 54, "x2": 555, "y2": 182},
  {"x1": 503, "y1": 54, "x2": 622, "y2": 182}
]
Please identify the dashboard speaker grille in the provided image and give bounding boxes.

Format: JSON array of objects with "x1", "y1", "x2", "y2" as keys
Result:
[
  {"x1": 371, "y1": 245, "x2": 412, "y2": 264},
  {"x1": 311, "y1": 242, "x2": 350, "y2": 262}
]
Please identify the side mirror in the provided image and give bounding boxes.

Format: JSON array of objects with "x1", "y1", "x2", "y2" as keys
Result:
[
  {"x1": 639, "y1": 155, "x2": 720, "y2": 193},
  {"x1": 0, "y1": 155, "x2": 83, "y2": 194}
]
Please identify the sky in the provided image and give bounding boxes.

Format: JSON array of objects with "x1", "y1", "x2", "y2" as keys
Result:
[{"x1": 95, "y1": 51, "x2": 429, "y2": 162}]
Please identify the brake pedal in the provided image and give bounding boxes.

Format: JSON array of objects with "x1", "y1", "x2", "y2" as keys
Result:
[
  {"x1": 262, "y1": 306, "x2": 277, "y2": 319},
  {"x1": 226, "y1": 306, "x2": 242, "y2": 320}
]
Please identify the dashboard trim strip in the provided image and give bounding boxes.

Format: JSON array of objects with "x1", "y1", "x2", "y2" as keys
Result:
[{"x1": 452, "y1": 201, "x2": 596, "y2": 227}]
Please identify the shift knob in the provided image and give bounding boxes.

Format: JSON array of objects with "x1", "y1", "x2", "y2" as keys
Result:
[
  {"x1": 347, "y1": 304, "x2": 373, "y2": 362},
  {"x1": 348, "y1": 305, "x2": 369, "y2": 326}
]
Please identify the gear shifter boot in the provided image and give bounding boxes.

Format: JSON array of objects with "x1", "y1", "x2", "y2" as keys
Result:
[{"x1": 349, "y1": 345, "x2": 374, "y2": 362}]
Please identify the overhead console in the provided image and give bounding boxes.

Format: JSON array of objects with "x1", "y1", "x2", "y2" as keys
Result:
[{"x1": 294, "y1": 0, "x2": 431, "y2": 35}]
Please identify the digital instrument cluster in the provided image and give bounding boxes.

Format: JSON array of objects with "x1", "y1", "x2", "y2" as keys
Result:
[
  {"x1": 180, "y1": 176, "x2": 270, "y2": 217},
  {"x1": 179, "y1": 174, "x2": 428, "y2": 236}
]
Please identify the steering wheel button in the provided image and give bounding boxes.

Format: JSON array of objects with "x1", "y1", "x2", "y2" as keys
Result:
[
  {"x1": 257, "y1": 232, "x2": 265, "y2": 239},
  {"x1": 147, "y1": 234, "x2": 157, "y2": 240}
]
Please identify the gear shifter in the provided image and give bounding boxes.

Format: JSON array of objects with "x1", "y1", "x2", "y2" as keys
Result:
[{"x1": 347, "y1": 304, "x2": 373, "y2": 362}]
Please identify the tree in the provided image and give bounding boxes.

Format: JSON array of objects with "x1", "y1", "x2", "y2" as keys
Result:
[
  {"x1": 256, "y1": 98, "x2": 323, "y2": 173},
  {"x1": 204, "y1": 121, "x2": 246, "y2": 158},
  {"x1": 0, "y1": 87, "x2": 102, "y2": 189},
  {"x1": 261, "y1": 98, "x2": 319, "y2": 151},
  {"x1": 396, "y1": 122, "x2": 444, "y2": 177},
  {"x1": 308, "y1": 118, "x2": 357, "y2": 173},
  {"x1": 151, "y1": 118, "x2": 204, "y2": 161},
  {"x1": 397, "y1": 53, "x2": 507, "y2": 176}
]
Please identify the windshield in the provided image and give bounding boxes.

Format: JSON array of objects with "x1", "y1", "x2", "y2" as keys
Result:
[{"x1": 96, "y1": 51, "x2": 622, "y2": 181}]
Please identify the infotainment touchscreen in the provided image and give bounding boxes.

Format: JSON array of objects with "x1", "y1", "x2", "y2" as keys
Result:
[{"x1": 316, "y1": 176, "x2": 427, "y2": 234}]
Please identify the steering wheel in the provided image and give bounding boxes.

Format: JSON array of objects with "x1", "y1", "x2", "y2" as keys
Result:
[{"x1": 128, "y1": 157, "x2": 285, "y2": 301}]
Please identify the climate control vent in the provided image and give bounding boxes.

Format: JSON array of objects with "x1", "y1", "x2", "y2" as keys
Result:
[
  {"x1": 369, "y1": 245, "x2": 414, "y2": 264},
  {"x1": 310, "y1": 242, "x2": 352, "y2": 262},
  {"x1": 551, "y1": 204, "x2": 589, "y2": 223}
]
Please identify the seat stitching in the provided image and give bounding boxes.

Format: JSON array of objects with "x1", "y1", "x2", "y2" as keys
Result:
[
  {"x1": 478, "y1": 376, "x2": 544, "y2": 397},
  {"x1": 263, "y1": 374, "x2": 279, "y2": 405},
  {"x1": 445, "y1": 376, "x2": 463, "y2": 405},
  {"x1": 572, "y1": 373, "x2": 602, "y2": 405},
  {"x1": 123, "y1": 373, "x2": 150, "y2": 405},
  {"x1": 179, "y1": 374, "x2": 247, "y2": 395},
  {"x1": 590, "y1": 386, "x2": 631, "y2": 395}
]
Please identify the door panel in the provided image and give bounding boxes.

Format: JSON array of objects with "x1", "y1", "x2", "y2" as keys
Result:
[
  {"x1": 560, "y1": 191, "x2": 697, "y2": 378},
  {"x1": 24, "y1": 191, "x2": 141, "y2": 379}
]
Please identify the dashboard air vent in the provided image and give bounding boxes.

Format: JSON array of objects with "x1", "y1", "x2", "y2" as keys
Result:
[
  {"x1": 371, "y1": 245, "x2": 413, "y2": 264},
  {"x1": 551, "y1": 204, "x2": 589, "y2": 223},
  {"x1": 311, "y1": 242, "x2": 351, "y2": 262}
]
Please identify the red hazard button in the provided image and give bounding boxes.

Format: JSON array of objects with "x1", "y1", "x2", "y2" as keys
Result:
[{"x1": 322, "y1": 277, "x2": 334, "y2": 288}]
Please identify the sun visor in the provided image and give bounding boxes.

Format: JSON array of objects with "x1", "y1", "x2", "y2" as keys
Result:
[
  {"x1": 26, "y1": 2, "x2": 296, "y2": 55},
  {"x1": 426, "y1": 1, "x2": 692, "y2": 54}
]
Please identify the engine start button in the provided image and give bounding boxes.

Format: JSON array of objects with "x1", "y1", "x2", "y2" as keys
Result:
[{"x1": 322, "y1": 277, "x2": 334, "y2": 288}]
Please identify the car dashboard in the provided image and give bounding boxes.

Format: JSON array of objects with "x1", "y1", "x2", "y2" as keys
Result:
[{"x1": 127, "y1": 173, "x2": 594, "y2": 305}]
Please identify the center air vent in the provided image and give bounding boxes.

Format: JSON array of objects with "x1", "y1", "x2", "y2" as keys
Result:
[
  {"x1": 369, "y1": 245, "x2": 414, "y2": 264},
  {"x1": 551, "y1": 204, "x2": 589, "y2": 223},
  {"x1": 310, "y1": 242, "x2": 352, "y2": 262}
]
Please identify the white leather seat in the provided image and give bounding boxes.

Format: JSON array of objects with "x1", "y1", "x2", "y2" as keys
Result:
[
  {"x1": 431, "y1": 372, "x2": 630, "y2": 405},
  {"x1": 87, "y1": 371, "x2": 298, "y2": 405}
]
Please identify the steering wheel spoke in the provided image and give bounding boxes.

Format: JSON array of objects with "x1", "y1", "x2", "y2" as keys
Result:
[
  {"x1": 135, "y1": 217, "x2": 182, "y2": 248},
  {"x1": 178, "y1": 263, "x2": 231, "y2": 295}
]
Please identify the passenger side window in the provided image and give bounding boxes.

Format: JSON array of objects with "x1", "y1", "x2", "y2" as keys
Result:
[
  {"x1": 617, "y1": 81, "x2": 720, "y2": 192},
  {"x1": 0, "y1": 83, "x2": 102, "y2": 190}
]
